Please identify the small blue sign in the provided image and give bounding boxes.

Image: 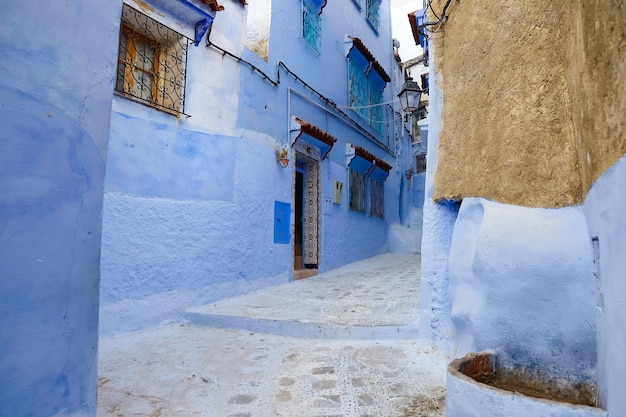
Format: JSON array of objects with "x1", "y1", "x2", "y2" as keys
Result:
[{"x1": 274, "y1": 201, "x2": 291, "y2": 244}]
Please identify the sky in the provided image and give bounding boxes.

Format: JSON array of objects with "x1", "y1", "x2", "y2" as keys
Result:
[{"x1": 390, "y1": 0, "x2": 423, "y2": 61}]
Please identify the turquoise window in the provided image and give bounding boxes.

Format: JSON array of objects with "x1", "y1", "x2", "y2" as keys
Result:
[
  {"x1": 347, "y1": 57, "x2": 385, "y2": 133},
  {"x1": 369, "y1": 85, "x2": 383, "y2": 133},
  {"x1": 348, "y1": 59, "x2": 368, "y2": 120},
  {"x1": 302, "y1": 0, "x2": 321, "y2": 52},
  {"x1": 366, "y1": 0, "x2": 380, "y2": 33}
]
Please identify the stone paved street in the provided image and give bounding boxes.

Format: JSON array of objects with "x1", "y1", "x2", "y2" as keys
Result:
[{"x1": 98, "y1": 253, "x2": 447, "y2": 417}]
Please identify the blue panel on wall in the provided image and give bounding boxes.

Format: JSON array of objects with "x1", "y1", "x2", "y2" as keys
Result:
[
  {"x1": 274, "y1": 201, "x2": 291, "y2": 244},
  {"x1": 415, "y1": 9, "x2": 427, "y2": 48}
]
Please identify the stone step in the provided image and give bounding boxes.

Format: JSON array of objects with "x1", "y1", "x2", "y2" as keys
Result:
[{"x1": 185, "y1": 310, "x2": 420, "y2": 340}]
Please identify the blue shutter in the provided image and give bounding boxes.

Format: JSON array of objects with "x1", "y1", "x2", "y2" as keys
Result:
[
  {"x1": 273, "y1": 201, "x2": 291, "y2": 244},
  {"x1": 415, "y1": 10, "x2": 427, "y2": 48}
]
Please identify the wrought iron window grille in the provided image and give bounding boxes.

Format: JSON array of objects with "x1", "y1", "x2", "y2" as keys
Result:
[
  {"x1": 115, "y1": 4, "x2": 191, "y2": 116},
  {"x1": 348, "y1": 169, "x2": 367, "y2": 214},
  {"x1": 347, "y1": 59, "x2": 385, "y2": 134},
  {"x1": 366, "y1": 0, "x2": 380, "y2": 33},
  {"x1": 302, "y1": 0, "x2": 322, "y2": 53},
  {"x1": 369, "y1": 179, "x2": 384, "y2": 218},
  {"x1": 348, "y1": 169, "x2": 385, "y2": 218}
]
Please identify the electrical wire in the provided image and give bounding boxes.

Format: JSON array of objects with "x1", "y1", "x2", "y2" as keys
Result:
[
  {"x1": 424, "y1": 0, "x2": 440, "y2": 21},
  {"x1": 279, "y1": 61, "x2": 400, "y2": 147},
  {"x1": 420, "y1": 0, "x2": 453, "y2": 31},
  {"x1": 337, "y1": 98, "x2": 401, "y2": 110},
  {"x1": 205, "y1": 39, "x2": 408, "y2": 150},
  {"x1": 352, "y1": 110, "x2": 404, "y2": 124},
  {"x1": 206, "y1": 39, "x2": 279, "y2": 86}
]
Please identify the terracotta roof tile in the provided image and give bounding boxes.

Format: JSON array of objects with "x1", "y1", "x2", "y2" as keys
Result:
[
  {"x1": 351, "y1": 145, "x2": 392, "y2": 172},
  {"x1": 375, "y1": 158, "x2": 392, "y2": 172},
  {"x1": 408, "y1": 11, "x2": 420, "y2": 46},
  {"x1": 201, "y1": 0, "x2": 224, "y2": 11},
  {"x1": 295, "y1": 118, "x2": 338, "y2": 147}
]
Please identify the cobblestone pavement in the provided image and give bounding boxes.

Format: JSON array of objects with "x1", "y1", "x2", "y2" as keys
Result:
[{"x1": 98, "y1": 253, "x2": 447, "y2": 417}]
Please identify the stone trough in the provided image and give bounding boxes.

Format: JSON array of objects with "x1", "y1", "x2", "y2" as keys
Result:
[{"x1": 446, "y1": 351, "x2": 608, "y2": 417}]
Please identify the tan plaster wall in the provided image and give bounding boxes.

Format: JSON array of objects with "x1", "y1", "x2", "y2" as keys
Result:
[
  {"x1": 431, "y1": 0, "x2": 626, "y2": 208},
  {"x1": 567, "y1": 0, "x2": 626, "y2": 194}
]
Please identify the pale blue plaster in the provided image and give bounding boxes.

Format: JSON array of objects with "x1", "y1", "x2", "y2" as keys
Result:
[
  {"x1": 418, "y1": 50, "x2": 458, "y2": 351},
  {"x1": 249, "y1": 0, "x2": 401, "y2": 263},
  {"x1": 584, "y1": 154, "x2": 626, "y2": 416},
  {"x1": 412, "y1": 172, "x2": 426, "y2": 209},
  {"x1": 447, "y1": 198, "x2": 596, "y2": 379},
  {"x1": 100, "y1": 135, "x2": 292, "y2": 331},
  {"x1": 320, "y1": 160, "x2": 389, "y2": 271},
  {"x1": 100, "y1": 0, "x2": 402, "y2": 333},
  {"x1": 106, "y1": 111, "x2": 237, "y2": 201},
  {"x1": 0, "y1": 1, "x2": 119, "y2": 415}
]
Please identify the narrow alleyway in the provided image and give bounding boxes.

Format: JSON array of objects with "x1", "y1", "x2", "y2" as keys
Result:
[{"x1": 97, "y1": 253, "x2": 447, "y2": 417}]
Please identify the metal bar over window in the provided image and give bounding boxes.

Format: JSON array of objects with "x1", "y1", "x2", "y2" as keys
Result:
[{"x1": 115, "y1": 4, "x2": 191, "y2": 116}]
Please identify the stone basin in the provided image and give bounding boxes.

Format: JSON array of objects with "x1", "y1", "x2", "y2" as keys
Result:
[{"x1": 446, "y1": 351, "x2": 608, "y2": 417}]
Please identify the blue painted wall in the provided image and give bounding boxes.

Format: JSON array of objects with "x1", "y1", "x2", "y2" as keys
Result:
[
  {"x1": 100, "y1": 113, "x2": 293, "y2": 333},
  {"x1": 584, "y1": 155, "x2": 626, "y2": 416},
  {"x1": 0, "y1": 1, "x2": 119, "y2": 415},
  {"x1": 418, "y1": 58, "x2": 457, "y2": 351},
  {"x1": 236, "y1": 0, "x2": 400, "y2": 270},
  {"x1": 447, "y1": 199, "x2": 597, "y2": 379},
  {"x1": 100, "y1": 0, "x2": 405, "y2": 332}
]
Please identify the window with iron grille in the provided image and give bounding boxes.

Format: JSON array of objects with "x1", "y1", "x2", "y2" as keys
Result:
[
  {"x1": 349, "y1": 169, "x2": 367, "y2": 214},
  {"x1": 348, "y1": 59, "x2": 368, "y2": 120},
  {"x1": 302, "y1": 0, "x2": 321, "y2": 52},
  {"x1": 347, "y1": 58, "x2": 384, "y2": 133},
  {"x1": 369, "y1": 85, "x2": 384, "y2": 133},
  {"x1": 369, "y1": 179, "x2": 384, "y2": 218},
  {"x1": 416, "y1": 154, "x2": 427, "y2": 173},
  {"x1": 366, "y1": 0, "x2": 380, "y2": 33},
  {"x1": 115, "y1": 4, "x2": 190, "y2": 115}
]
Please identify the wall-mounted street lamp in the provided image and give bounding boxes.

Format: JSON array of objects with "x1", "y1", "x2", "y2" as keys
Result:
[{"x1": 398, "y1": 76, "x2": 423, "y2": 115}]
